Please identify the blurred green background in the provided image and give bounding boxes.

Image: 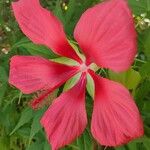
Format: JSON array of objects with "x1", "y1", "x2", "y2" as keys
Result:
[{"x1": 0, "y1": 0, "x2": 150, "y2": 150}]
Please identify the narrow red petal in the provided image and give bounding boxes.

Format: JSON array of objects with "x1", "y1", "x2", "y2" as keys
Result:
[
  {"x1": 89, "y1": 70, "x2": 144, "y2": 146},
  {"x1": 41, "y1": 73, "x2": 87, "y2": 150},
  {"x1": 74, "y1": 0, "x2": 137, "y2": 71},
  {"x1": 12, "y1": 0, "x2": 81, "y2": 62},
  {"x1": 9, "y1": 56, "x2": 79, "y2": 94}
]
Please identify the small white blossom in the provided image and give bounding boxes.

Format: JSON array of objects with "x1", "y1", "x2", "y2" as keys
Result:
[
  {"x1": 5, "y1": 26, "x2": 11, "y2": 32},
  {"x1": 1, "y1": 48, "x2": 9, "y2": 54},
  {"x1": 144, "y1": 18, "x2": 150, "y2": 23},
  {"x1": 141, "y1": 13, "x2": 146, "y2": 18}
]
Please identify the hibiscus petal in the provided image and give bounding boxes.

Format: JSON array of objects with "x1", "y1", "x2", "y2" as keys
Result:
[
  {"x1": 89, "y1": 70, "x2": 144, "y2": 146},
  {"x1": 74, "y1": 0, "x2": 137, "y2": 72},
  {"x1": 12, "y1": 0, "x2": 81, "y2": 62},
  {"x1": 9, "y1": 56, "x2": 79, "y2": 94},
  {"x1": 41, "y1": 73, "x2": 87, "y2": 150}
]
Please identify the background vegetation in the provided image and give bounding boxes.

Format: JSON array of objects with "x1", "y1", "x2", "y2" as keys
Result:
[{"x1": 0, "y1": 0, "x2": 150, "y2": 150}]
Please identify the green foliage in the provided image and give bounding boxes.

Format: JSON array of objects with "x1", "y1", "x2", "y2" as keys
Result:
[
  {"x1": 10, "y1": 108, "x2": 34, "y2": 135},
  {"x1": 28, "y1": 109, "x2": 44, "y2": 144},
  {"x1": 108, "y1": 68, "x2": 141, "y2": 93},
  {"x1": 0, "y1": 0, "x2": 150, "y2": 150},
  {"x1": 76, "y1": 130, "x2": 93, "y2": 150},
  {"x1": 12, "y1": 38, "x2": 57, "y2": 59},
  {"x1": 128, "y1": 0, "x2": 150, "y2": 15},
  {"x1": 140, "y1": 62, "x2": 150, "y2": 78}
]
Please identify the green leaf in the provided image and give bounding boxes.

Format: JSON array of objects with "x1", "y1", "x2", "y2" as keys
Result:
[
  {"x1": 143, "y1": 30, "x2": 150, "y2": 61},
  {"x1": 20, "y1": 43, "x2": 57, "y2": 59},
  {"x1": 10, "y1": 108, "x2": 34, "y2": 135},
  {"x1": 29, "y1": 109, "x2": 45, "y2": 144},
  {"x1": 139, "y1": 29, "x2": 150, "y2": 61},
  {"x1": 0, "y1": 66, "x2": 8, "y2": 105},
  {"x1": 12, "y1": 38, "x2": 57, "y2": 59},
  {"x1": 128, "y1": 0, "x2": 150, "y2": 15},
  {"x1": 63, "y1": 73, "x2": 81, "y2": 92},
  {"x1": 0, "y1": 137, "x2": 10, "y2": 150},
  {"x1": 17, "y1": 127, "x2": 31, "y2": 137},
  {"x1": 126, "y1": 136, "x2": 150, "y2": 150},
  {"x1": 0, "y1": 104, "x2": 17, "y2": 132},
  {"x1": 0, "y1": 83, "x2": 7, "y2": 106},
  {"x1": 77, "y1": 129, "x2": 93, "y2": 150},
  {"x1": 0, "y1": 66, "x2": 8, "y2": 82},
  {"x1": 12, "y1": 37, "x2": 30, "y2": 48},
  {"x1": 26, "y1": 142, "x2": 44, "y2": 150},
  {"x1": 135, "y1": 79, "x2": 150, "y2": 110},
  {"x1": 143, "y1": 138, "x2": 150, "y2": 150},
  {"x1": 65, "y1": 0, "x2": 76, "y2": 26},
  {"x1": 140, "y1": 62, "x2": 150, "y2": 78},
  {"x1": 127, "y1": 142, "x2": 137, "y2": 150},
  {"x1": 109, "y1": 68, "x2": 141, "y2": 90},
  {"x1": 43, "y1": 141, "x2": 51, "y2": 150},
  {"x1": 53, "y1": 0, "x2": 65, "y2": 24},
  {"x1": 125, "y1": 69, "x2": 141, "y2": 90},
  {"x1": 115, "y1": 146, "x2": 126, "y2": 150}
]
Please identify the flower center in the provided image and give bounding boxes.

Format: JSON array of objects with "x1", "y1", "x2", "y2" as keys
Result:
[{"x1": 80, "y1": 63, "x2": 89, "y2": 72}]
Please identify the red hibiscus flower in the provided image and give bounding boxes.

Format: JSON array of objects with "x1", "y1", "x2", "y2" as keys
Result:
[{"x1": 9, "y1": 0, "x2": 144, "y2": 149}]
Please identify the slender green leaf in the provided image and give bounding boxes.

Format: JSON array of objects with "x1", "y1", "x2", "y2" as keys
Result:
[
  {"x1": 29, "y1": 109, "x2": 45, "y2": 144},
  {"x1": 10, "y1": 108, "x2": 34, "y2": 135},
  {"x1": 77, "y1": 130, "x2": 93, "y2": 150}
]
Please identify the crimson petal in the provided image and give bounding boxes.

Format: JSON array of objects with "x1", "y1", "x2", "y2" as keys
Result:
[
  {"x1": 89, "y1": 70, "x2": 144, "y2": 146},
  {"x1": 9, "y1": 56, "x2": 79, "y2": 94},
  {"x1": 74, "y1": 0, "x2": 137, "y2": 71},
  {"x1": 41, "y1": 73, "x2": 87, "y2": 150},
  {"x1": 12, "y1": 0, "x2": 81, "y2": 62}
]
